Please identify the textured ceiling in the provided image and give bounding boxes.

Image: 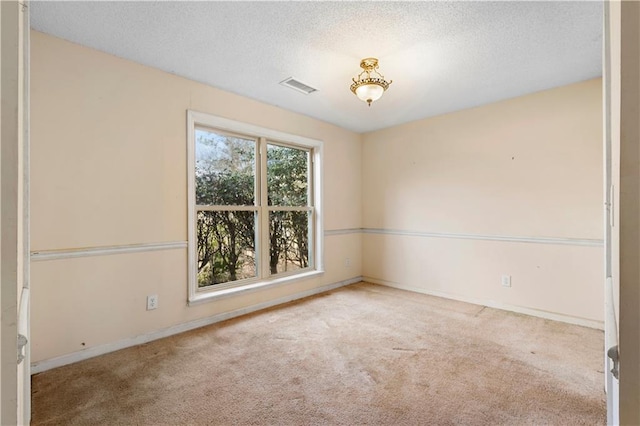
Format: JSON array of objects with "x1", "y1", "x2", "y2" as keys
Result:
[{"x1": 30, "y1": 1, "x2": 602, "y2": 133}]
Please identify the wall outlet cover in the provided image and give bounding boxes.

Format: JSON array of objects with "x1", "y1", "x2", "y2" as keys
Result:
[
  {"x1": 501, "y1": 275, "x2": 512, "y2": 288},
  {"x1": 147, "y1": 294, "x2": 159, "y2": 310}
]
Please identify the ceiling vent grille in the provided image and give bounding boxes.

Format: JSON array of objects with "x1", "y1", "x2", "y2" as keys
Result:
[{"x1": 279, "y1": 77, "x2": 318, "y2": 95}]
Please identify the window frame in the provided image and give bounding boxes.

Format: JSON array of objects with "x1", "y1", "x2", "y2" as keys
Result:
[{"x1": 187, "y1": 110, "x2": 324, "y2": 305}]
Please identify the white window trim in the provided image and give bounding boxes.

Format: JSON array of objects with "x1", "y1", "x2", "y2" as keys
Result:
[{"x1": 186, "y1": 110, "x2": 324, "y2": 305}]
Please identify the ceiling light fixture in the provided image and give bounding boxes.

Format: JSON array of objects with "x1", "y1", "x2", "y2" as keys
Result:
[{"x1": 350, "y1": 58, "x2": 392, "y2": 107}]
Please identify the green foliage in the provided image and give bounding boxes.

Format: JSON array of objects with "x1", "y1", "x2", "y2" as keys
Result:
[
  {"x1": 197, "y1": 210, "x2": 255, "y2": 286},
  {"x1": 267, "y1": 145, "x2": 310, "y2": 274},
  {"x1": 267, "y1": 145, "x2": 308, "y2": 206},
  {"x1": 196, "y1": 132, "x2": 310, "y2": 287}
]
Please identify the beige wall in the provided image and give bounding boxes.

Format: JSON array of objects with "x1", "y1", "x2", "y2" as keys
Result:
[
  {"x1": 30, "y1": 31, "x2": 362, "y2": 363},
  {"x1": 362, "y1": 79, "x2": 604, "y2": 325},
  {"x1": 31, "y1": 30, "x2": 605, "y2": 370}
]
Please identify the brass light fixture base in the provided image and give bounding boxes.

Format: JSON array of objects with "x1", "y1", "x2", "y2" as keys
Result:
[{"x1": 360, "y1": 57, "x2": 379, "y2": 71}]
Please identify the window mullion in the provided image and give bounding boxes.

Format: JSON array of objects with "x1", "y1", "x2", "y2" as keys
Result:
[
  {"x1": 253, "y1": 138, "x2": 261, "y2": 281},
  {"x1": 259, "y1": 137, "x2": 270, "y2": 279},
  {"x1": 196, "y1": 205, "x2": 258, "y2": 212},
  {"x1": 308, "y1": 151, "x2": 313, "y2": 207},
  {"x1": 266, "y1": 206, "x2": 311, "y2": 212},
  {"x1": 308, "y1": 150, "x2": 315, "y2": 269}
]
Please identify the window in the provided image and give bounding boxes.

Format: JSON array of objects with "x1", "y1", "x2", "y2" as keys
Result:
[{"x1": 187, "y1": 111, "x2": 323, "y2": 304}]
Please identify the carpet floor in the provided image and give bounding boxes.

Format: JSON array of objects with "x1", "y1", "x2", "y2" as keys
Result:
[{"x1": 32, "y1": 282, "x2": 606, "y2": 425}]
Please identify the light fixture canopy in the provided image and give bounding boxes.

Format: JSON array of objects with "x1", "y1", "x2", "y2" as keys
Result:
[{"x1": 350, "y1": 58, "x2": 392, "y2": 107}]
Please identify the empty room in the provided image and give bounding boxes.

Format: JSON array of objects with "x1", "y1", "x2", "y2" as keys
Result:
[{"x1": 2, "y1": 0, "x2": 639, "y2": 424}]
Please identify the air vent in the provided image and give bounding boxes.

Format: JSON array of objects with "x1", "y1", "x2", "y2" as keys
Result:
[{"x1": 279, "y1": 77, "x2": 318, "y2": 95}]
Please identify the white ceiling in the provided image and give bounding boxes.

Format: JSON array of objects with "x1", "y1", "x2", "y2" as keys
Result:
[{"x1": 30, "y1": 1, "x2": 602, "y2": 133}]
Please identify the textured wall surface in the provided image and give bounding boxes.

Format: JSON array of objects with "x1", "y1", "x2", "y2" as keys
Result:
[
  {"x1": 31, "y1": 31, "x2": 604, "y2": 367},
  {"x1": 30, "y1": 31, "x2": 362, "y2": 363},
  {"x1": 362, "y1": 79, "x2": 604, "y2": 325}
]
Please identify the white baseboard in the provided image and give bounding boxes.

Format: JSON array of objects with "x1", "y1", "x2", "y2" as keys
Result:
[
  {"x1": 31, "y1": 276, "x2": 363, "y2": 374},
  {"x1": 363, "y1": 276, "x2": 604, "y2": 330}
]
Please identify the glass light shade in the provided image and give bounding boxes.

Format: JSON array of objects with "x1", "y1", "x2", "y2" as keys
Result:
[{"x1": 355, "y1": 83, "x2": 384, "y2": 103}]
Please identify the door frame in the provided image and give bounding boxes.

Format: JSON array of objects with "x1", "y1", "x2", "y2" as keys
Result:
[{"x1": 1, "y1": 1, "x2": 30, "y2": 424}]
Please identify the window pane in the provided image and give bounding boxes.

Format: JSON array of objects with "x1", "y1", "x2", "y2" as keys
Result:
[
  {"x1": 197, "y1": 210, "x2": 256, "y2": 287},
  {"x1": 268, "y1": 211, "x2": 310, "y2": 275},
  {"x1": 195, "y1": 129, "x2": 255, "y2": 206},
  {"x1": 267, "y1": 144, "x2": 308, "y2": 206}
]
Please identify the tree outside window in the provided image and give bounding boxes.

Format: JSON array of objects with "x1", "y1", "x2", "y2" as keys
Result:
[{"x1": 194, "y1": 128, "x2": 312, "y2": 288}]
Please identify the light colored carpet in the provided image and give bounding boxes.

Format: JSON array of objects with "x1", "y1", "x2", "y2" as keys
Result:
[{"x1": 32, "y1": 282, "x2": 605, "y2": 425}]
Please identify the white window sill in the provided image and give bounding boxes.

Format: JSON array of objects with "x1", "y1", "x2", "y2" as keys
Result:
[{"x1": 187, "y1": 269, "x2": 325, "y2": 306}]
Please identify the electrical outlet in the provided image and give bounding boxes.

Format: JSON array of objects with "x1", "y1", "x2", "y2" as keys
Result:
[
  {"x1": 501, "y1": 275, "x2": 511, "y2": 288},
  {"x1": 344, "y1": 257, "x2": 352, "y2": 268},
  {"x1": 147, "y1": 294, "x2": 159, "y2": 310}
]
